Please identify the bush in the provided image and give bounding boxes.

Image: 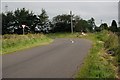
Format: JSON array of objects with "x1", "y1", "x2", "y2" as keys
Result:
[
  {"x1": 95, "y1": 30, "x2": 109, "y2": 42},
  {"x1": 117, "y1": 33, "x2": 120, "y2": 68},
  {"x1": 104, "y1": 32, "x2": 119, "y2": 55}
]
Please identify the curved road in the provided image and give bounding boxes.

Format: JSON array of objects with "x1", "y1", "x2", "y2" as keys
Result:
[{"x1": 2, "y1": 38, "x2": 92, "y2": 78}]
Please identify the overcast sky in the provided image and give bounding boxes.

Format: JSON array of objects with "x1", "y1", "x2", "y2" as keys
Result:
[
  {"x1": 1, "y1": 0, "x2": 119, "y2": 26},
  {"x1": 1, "y1": 0, "x2": 119, "y2": 2}
]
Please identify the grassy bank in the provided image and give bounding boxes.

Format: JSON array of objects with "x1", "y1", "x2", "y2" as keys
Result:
[
  {"x1": 76, "y1": 31, "x2": 117, "y2": 78},
  {"x1": 2, "y1": 34, "x2": 53, "y2": 54}
]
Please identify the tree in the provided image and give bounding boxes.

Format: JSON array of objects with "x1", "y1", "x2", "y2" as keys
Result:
[
  {"x1": 14, "y1": 8, "x2": 35, "y2": 34},
  {"x1": 118, "y1": 27, "x2": 120, "y2": 32},
  {"x1": 2, "y1": 8, "x2": 51, "y2": 34},
  {"x1": 87, "y1": 18, "x2": 96, "y2": 32},
  {"x1": 14, "y1": 8, "x2": 29, "y2": 25},
  {"x1": 73, "y1": 15, "x2": 81, "y2": 28},
  {"x1": 109, "y1": 20, "x2": 118, "y2": 32},
  {"x1": 73, "y1": 15, "x2": 81, "y2": 24},
  {"x1": 52, "y1": 14, "x2": 71, "y2": 32},
  {"x1": 38, "y1": 9, "x2": 49, "y2": 25},
  {"x1": 74, "y1": 19, "x2": 89, "y2": 32},
  {"x1": 2, "y1": 12, "x2": 15, "y2": 34},
  {"x1": 36, "y1": 9, "x2": 51, "y2": 33},
  {"x1": 2, "y1": 13, "x2": 7, "y2": 34},
  {"x1": 99, "y1": 23, "x2": 109, "y2": 31},
  {"x1": 94, "y1": 26, "x2": 101, "y2": 32},
  {"x1": 74, "y1": 17, "x2": 96, "y2": 33}
]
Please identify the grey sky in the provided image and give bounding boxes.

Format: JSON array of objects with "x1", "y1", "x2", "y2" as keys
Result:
[
  {"x1": 1, "y1": 1, "x2": 119, "y2": 26},
  {"x1": 1, "y1": 0, "x2": 119, "y2": 2}
]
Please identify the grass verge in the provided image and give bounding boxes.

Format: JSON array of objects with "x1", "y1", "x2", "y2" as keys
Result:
[
  {"x1": 2, "y1": 32, "x2": 79, "y2": 54},
  {"x1": 2, "y1": 34, "x2": 53, "y2": 54},
  {"x1": 75, "y1": 31, "x2": 117, "y2": 78}
]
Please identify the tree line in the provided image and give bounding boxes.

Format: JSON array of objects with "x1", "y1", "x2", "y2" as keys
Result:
[{"x1": 1, "y1": 8, "x2": 120, "y2": 34}]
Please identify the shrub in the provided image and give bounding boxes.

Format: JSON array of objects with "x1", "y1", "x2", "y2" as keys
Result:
[
  {"x1": 116, "y1": 33, "x2": 120, "y2": 69},
  {"x1": 104, "y1": 32, "x2": 119, "y2": 55},
  {"x1": 95, "y1": 30, "x2": 109, "y2": 42}
]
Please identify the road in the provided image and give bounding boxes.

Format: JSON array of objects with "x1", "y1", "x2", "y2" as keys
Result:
[{"x1": 2, "y1": 38, "x2": 92, "y2": 78}]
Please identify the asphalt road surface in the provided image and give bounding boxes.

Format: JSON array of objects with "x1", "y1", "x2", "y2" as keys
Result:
[{"x1": 2, "y1": 38, "x2": 92, "y2": 78}]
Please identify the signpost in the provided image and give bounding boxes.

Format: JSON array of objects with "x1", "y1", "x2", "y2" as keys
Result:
[{"x1": 22, "y1": 25, "x2": 26, "y2": 35}]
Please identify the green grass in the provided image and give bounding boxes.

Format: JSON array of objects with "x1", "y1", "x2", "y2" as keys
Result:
[
  {"x1": 2, "y1": 34, "x2": 53, "y2": 54},
  {"x1": 75, "y1": 31, "x2": 117, "y2": 78},
  {"x1": 2, "y1": 31, "x2": 117, "y2": 78},
  {"x1": 2, "y1": 32, "x2": 80, "y2": 54}
]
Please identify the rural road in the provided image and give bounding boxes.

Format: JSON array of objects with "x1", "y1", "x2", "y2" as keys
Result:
[{"x1": 2, "y1": 38, "x2": 92, "y2": 78}]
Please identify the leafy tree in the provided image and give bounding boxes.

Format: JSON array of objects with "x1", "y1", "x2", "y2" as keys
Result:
[
  {"x1": 14, "y1": 8, "x2": 35, "y2": 34},
  {"x1": 73, "y1": 15, "x2": 81, "y2": 28},
  {"x1": 52, "y1": 14, "x2": 71, "y2": 32},
  {"x1": 26, "y1": 14, "x2": 40, "y2": 33},
  {"x1": 2, "y1": 8, "x2": 51, "y2": 34},
  {"x1": 14, "y1": 8, "x2": 29, "y2": 25},
  {"x1": 36, "y1": 9, "x2": 51, "y2": 33},
  {"x1": 87, "y1": 18, "x2": 96, "y2": 32},
  {"x1": 2, "y1": 12, "x2": 15, "y2": 34},
  {"x1": 73, "y1": 15, "x2": 81, "y2": 24},
  {"x1": 2, "y1": 13, "x2": 7, "y2": 34},
  {"x1": 99, "y1": 23, "x2": 109, "y2": 31},
  {"x1": 109, "y1": 20, "x2": 118, "y2": 32},
  {"x1": 75, "y1": 19, "x2": 89, "y2": 32},
  {"x1": 38, "y1": 9, "x2": 49, "y2": 25},
  {"x1": 94, "y1": 26, "x2": 101, "y2": 32}
]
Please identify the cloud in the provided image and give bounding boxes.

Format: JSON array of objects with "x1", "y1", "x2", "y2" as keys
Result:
[
  {"x1": 1, "y1": 1, "x2": 118, "y2": 26},
  {"x1": 1, "y1": 0, "x2": 119, "y2": 2}
]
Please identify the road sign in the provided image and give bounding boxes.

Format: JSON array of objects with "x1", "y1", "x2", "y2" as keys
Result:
[{"x1": 22, "y1": 25, "x2": 26, "y2": 28}]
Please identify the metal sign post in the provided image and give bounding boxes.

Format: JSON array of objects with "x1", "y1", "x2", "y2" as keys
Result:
[{"x1": 22, "y1": 25, "x2": 26, "y2": 35}]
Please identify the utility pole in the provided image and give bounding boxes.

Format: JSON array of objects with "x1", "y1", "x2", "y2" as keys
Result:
[{"x1": 70, "y1": 11, "x2": 73, "y2": 34}]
